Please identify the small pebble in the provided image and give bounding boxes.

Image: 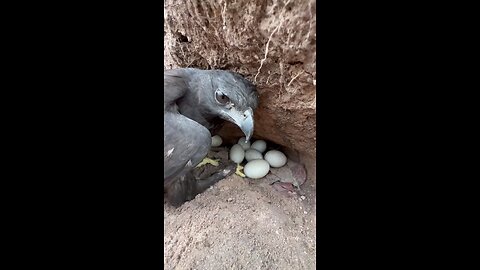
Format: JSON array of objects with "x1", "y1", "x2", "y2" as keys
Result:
[{"x1": 300, "y1": 195, "x2": 306, "y2": 200}]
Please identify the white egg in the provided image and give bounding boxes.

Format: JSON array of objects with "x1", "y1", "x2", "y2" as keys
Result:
[
  {"x1": 264, "y1": 150, "x2": 287, "y2": 168},
  {"x1": 237, "y1": 137, "x2": 251, "y2": 150},
  {"x1": 251, "y1": 140, "x2": 267, "y2": 153},
  {"x1": 244, "y1": 159, "x2": 270, "y2": 179},
  {"x1": 245, "y1": 149, "x2": 263, "y2": 161},
  {"x1": 211, "y1": 135, "x2": 223, "y2": 147},
  {"x1": 229, "y1": 144, "x2": 245, "y2": 164}
]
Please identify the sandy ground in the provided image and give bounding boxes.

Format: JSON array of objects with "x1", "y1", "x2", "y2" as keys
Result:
[{"x1": 164, "y1": 171, "x2": 316, "y2": 270}]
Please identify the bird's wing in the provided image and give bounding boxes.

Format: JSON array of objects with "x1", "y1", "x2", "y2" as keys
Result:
[
  {"x1": 164, "y1": 69, "x2": 188, "y2": 111},
  {"x1": 164, "y1": 111, "x2": 211, "y2": 187}
]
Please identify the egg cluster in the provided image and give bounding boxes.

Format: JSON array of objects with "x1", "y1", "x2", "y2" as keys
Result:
[{"x1": 211, "y1": 135, "x2": 288, "y2": 179}]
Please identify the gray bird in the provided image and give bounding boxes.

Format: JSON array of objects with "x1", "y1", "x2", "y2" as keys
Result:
[{"x1": 164, "y1": 68, "x2": 259, "y2": 206}]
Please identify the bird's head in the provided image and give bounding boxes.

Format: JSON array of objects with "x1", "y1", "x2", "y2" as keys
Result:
[{"x1": 195, "y1": 70, "x2": 259, "y2": 141}]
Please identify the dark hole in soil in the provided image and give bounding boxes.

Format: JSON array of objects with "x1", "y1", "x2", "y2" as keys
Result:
[{"x1": 176, "y1": 32, "x2": 190, "y2": 43}]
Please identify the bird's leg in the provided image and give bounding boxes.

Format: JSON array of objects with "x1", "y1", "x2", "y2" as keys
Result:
[
  {"x1": 235, "y1": 164, "x2": 246, "y2": 177},
  {"x1": 166, "y1": 162, "x2": 237, "y2": 207},
  {"x1": 196, "y1": 157, "x2": 219, "y2": 168},
  {"x1": 194, "y1": 162, "x2": 236, "y2": 192}
]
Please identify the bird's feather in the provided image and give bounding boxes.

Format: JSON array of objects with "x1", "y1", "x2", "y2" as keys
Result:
[{"x1": 164, "y1": 111, "x2": 211, "y2": 187}]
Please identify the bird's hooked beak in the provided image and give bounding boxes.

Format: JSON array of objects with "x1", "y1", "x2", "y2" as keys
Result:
[{"x1": 227, "y1": 107, "x2": 254, "y2": 142}]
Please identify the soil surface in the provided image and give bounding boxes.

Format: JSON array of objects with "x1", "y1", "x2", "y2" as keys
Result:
[{"x1": 164, "y1": 172, "x2": 316, "y2": 270}]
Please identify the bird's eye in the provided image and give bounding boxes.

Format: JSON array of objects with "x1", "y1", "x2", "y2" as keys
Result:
[{"x1": 215, "y1": 91, "x2": 230, "y2": 105}]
